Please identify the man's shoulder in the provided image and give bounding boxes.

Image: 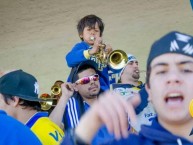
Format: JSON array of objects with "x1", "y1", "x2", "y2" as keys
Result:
[
  {"x1": 0, "y1": 110, "x2": 42, "y2": 145},
  {"x1": 31, "y1": 116, "x2": 64, "y2": 144},
  {"x1": 30, "y1": 112, "x2": 62, "y2": 130},
  {"x1": 28, "y1": 112, "x2": 63, "y2": 133}
]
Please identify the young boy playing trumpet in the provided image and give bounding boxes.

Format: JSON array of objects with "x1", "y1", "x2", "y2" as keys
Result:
[{"x1": 66, "y1": 14, "x2": 114, "y2": 91}]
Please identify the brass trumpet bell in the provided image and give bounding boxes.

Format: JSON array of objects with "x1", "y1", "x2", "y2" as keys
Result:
[
  {"x1": 40, "y1": 80, "x2": 64, "y2": 111},
  {"x1": 108, "y1": 50, "x2": 128, "y2": 70},
  {"x1": 51, "y1": 84, "x2": 62, "y2": 96},
  {"x1": 51, "y1": 80, "x2": 64, "y2": 97},
  {"x1": 90, "y1": 36, "x2": 128, "y2": 71},
  {"x1": 40, "y1": 93, "x2": 57, "y2": 111}
]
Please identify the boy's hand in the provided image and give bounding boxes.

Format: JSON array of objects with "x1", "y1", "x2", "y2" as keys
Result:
[{"x1": 89, "y1": 37, "x2": 103, "y2": 55}]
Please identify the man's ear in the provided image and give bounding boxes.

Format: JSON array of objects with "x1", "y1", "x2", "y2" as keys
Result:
[
  {"x1": 11, "y1": 96, "x2": 20, "y2": 107},
  {"x1": 73, "y1": 84, "x2": 79, "y2": 92},
  {"x1": 145, "y1": 84, "x2": 152, "y2": 101},
  {"x1": 79, "y1": 34, "x2": 83, "y2": 39}
]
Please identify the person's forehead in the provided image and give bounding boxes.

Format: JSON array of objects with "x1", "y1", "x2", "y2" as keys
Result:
[
  {"x1": 85, "y1": 22, "x2": 99, "y2": 29},
  {"x1": 78, "y1": 68, "x2": 97, "y2": 77},
  {"x1": 94, "y1": 22, "x2": 99, "y2": 27},
  {"x1": 150, "y1": 53, "x2": 193, "y2": 67},
  {"x1": 128, "y1": 60, "x2": 138, "y2": 64}
]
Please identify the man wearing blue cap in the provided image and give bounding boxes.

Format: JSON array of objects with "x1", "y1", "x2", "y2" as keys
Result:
[
  {"x1": 112, "y1": 54, "x2": 156, "y2": 133},
  {"x1": 0, "y1": 70, "x2": 64, "y2": 145},
  {"x1": 50, "y1": 60, "x2": 115, "y2": 145},
  {"x1": 113, "y1": 54, "x2": 144, "y2": 99},
  {"x1": 61, "y1": 31, "x2": 193, "y2": 145},
  {"x1": 118, "y1": 54, "x2": 141, "y2": 84}
]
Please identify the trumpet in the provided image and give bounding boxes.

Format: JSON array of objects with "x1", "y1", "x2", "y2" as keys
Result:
[
  {"x1": 90, "y1": 36, "x2": 128, "y2": 70},
  {"x1": 40, "y1": 80, "x2": 64, "y2": 111},
  {"x1": 51, "y1": 80, "x2": 64, "y2": 97},
  {"x1": 39, "y1": 93, "x2": 57, "y2": 111},
  {"x1": 108, "y1": 50, "x2": 128, "y2": 70}
]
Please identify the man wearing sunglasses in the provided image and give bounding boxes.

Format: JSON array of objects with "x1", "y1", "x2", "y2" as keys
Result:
[
  {"x1": 49, "y1": 60, "x2": 114, "y2": 145},
  {"x1": 61, "y1": 31, "x2": 193, "y2": 145}
]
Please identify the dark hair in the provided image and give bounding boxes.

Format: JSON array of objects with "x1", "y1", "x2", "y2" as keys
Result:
[
  {"x1": 2, "y1": 94, "x2": 14, "y2": 104},
  {"x1": 145, "y1": 65, "x2": 151, "y2": 88},
  {"x1": 77, "y1": 14, "x2": 104, "y2": 41},
  {"x1": 74, "y1": 64, "x2": 97, "y2": 82},
  {"x1": 1, "y1": 93, "x2": 41, "y2": 111}
]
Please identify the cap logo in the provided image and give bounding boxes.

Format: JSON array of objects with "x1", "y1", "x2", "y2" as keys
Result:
[
  {"x1": 176, "y1": 33, "x2": 191, "y2": 42},
  {"x1": 129, "y1": 56, "x2": 134, "y2": 60},
  {"x1": 183, "y1": 44, "x2": 193, "y2": 55},
  {"x1": 170, "y1": 40, "x2": 179, "y2": 51},
  {"x1": 147, "y1": 31, "x2": 193, "y2": 76},
  {"x1": 128, "y1": 56, "x2": 136, "y2": 61},
  {"x1": 34, "y1": 82, "x2": 39, "y2": 94},
  {"x1": 170, "y1": 33, "x2": 193, "y2": 55}
]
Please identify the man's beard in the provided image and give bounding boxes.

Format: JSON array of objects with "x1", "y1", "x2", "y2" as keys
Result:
[
  {"x1": 87, "y1": 91, "x2": 99, "y2": 99},
  {"x1": 132, "y1": 72, "x2": 140, "y2": 80}
]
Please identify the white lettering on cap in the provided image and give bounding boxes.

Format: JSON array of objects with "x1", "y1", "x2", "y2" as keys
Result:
[
  {"x1": 183, "y1": 44, "x2": 193, "y2": 55},
  {"x1": 176, "y1": 33, "x2": 192, "y2": 43},
  {"x1": 34, "y1": 82, "x2": 39, "y2": 94},
  {"x1": 170, "y1": 40, "x2": 179, "y2": 51}
]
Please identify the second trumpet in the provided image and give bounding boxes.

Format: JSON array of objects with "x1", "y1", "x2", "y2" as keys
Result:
[{"x1": 40, "y1": 80, "x2": 64, "y2": 111}]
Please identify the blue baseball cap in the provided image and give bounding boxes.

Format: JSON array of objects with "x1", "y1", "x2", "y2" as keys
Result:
[
  {"x1": 68, "y1": 60, "x2": 99, "y2": 83},
  {"x1": 0, "y1": 70, "x2": 41, "y2": 101},
  {"x1": 147, "y1": 31, "x2": 193, "y2": 68}
]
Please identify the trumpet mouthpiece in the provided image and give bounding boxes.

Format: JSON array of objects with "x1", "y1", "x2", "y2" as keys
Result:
[{"x1": 90, "y1": 36, "x2": 95, "y2": 41}]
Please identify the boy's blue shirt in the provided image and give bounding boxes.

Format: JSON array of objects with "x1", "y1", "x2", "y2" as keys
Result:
[
  {"x1": 66, "y1": 41, "x2": 111, "y2": 91},
  {"x1": 66, "y1": 41, "x2": 90, "y2": 67}
]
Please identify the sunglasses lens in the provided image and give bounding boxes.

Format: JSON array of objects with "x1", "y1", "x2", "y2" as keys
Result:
[
  {"x1": 76, "y1": 74, "x2": 99, "y2": 85},
  {"x1": 81, "y1": 77, "x2": 90, "y2": 84},
  {"x1": 92, "y1": 74, "x2": 99, "y2": 81}
]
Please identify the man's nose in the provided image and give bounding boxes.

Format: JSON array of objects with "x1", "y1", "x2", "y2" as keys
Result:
[
  {"x1": 166, "y1": 72, "x2": 181, "y2": 85},
  {"x1": 133, "y1": 63, "x2": 138, "y2": 68},
  {"x1": 89, "y1": 79, "x2": 95, "y2": 84},
  {"x1": 90, "y1": 29, "x2": 95, "y2": 34}
]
